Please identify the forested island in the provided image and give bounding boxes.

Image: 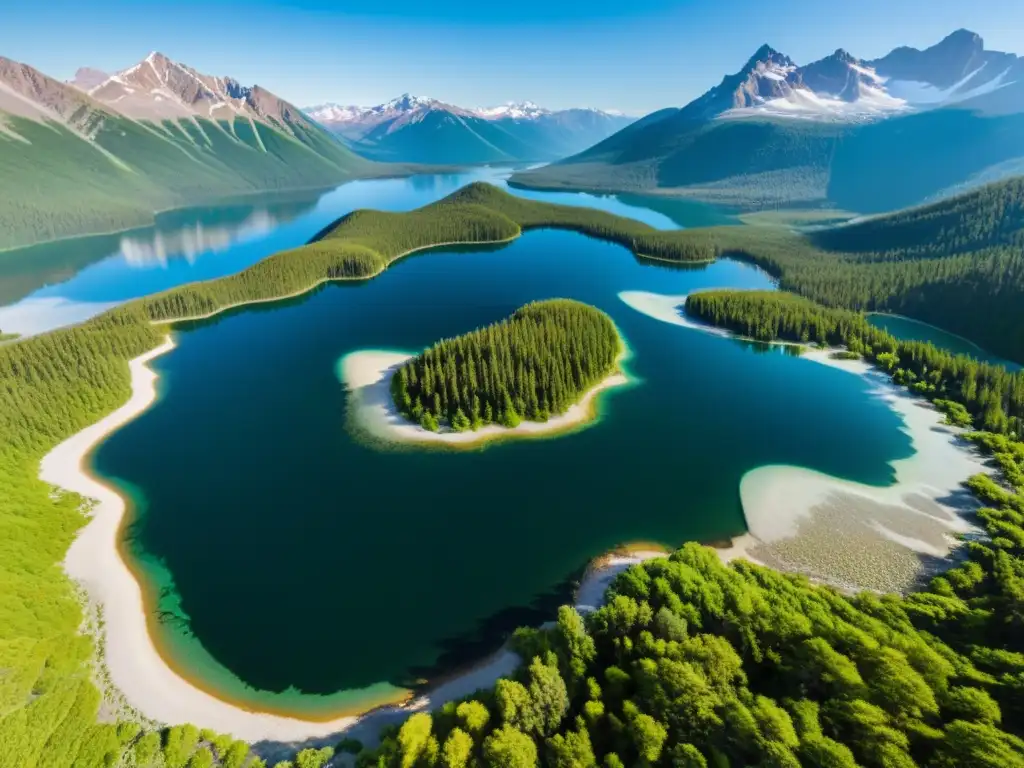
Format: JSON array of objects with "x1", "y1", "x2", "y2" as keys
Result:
[
  {"x1": 4, "y1": 177, "x2": 1024, "y2": 766},
  {"x1": 391, "y1": 300, "x2": 620, "y2": 432}
]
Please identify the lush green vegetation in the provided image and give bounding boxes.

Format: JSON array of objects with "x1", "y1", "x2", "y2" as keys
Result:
[
  {"x1": 359, "y1": 288, "x2": 1024, "y2": 768},
  {"x1": 392, "y1": 300, "x2": 620, "y2": 431},
  {"x1": 0, "y1": 113, "x2": 373, "y2": 251}
]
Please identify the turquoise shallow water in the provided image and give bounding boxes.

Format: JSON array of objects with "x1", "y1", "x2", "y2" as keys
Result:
[{"x1": 92, "y1": 224, "x2": 916, "y2": 716}]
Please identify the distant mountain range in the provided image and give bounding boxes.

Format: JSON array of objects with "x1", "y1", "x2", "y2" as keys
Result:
[
  {"x1": 511, "y1": 30, "x2": 1024, "y2": 212},
  {"x1": 0, "y1": 52, "x2": 375, "y2": 251},
  {"x1": 304, "y1": 95, "x2": 635, "y2": 164}
]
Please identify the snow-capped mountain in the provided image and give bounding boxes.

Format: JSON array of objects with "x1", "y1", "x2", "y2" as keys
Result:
[
  {"x1": 305, "y1": 94, "x2": 472, "y2": 140},
  {"x1": 699, "y1": 30, "x2": 1023, "y2": 122},
  {"x1": 302, "y1": 94, "x2": 634, "y2": 164},
  {"x1": 85, "y1": 52, "x2": 320, "y2": 138},
  {"x1": 475, "y1": 101, "x2": 550, "y2": 120},
  {"x1": 306, "y1": 95, "x2": 622, "y2": 130},
  {"x1": 511, "y1": 28, "x2": 1024, "y2": 216}
]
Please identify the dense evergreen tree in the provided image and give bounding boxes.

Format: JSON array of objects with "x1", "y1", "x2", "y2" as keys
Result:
[{"x1": 392, "y1": 300, "x2": 620, "y2": 430}]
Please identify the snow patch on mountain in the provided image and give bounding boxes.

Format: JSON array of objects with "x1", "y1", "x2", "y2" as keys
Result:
[
  {"x1": 475, "y1": 101, "x2": 550, "y2": 120},
  {"x1": 713, "y1": 34, "x2": 1023, "y2": 123}
]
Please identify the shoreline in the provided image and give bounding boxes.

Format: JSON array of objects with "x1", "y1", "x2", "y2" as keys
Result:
[
  {"x1": 41, "y1": 283, "x2": 990, "y2": 741},
  {"x1": 34, "y1": 335, "x2": 704, "y2": 744},
  {"x1": 154, "y1": 236, "x2": 520, "y2": 326},
  {"x1": 340, "y1": 344, "x2": 631, "y2": 449},
  {"x1": 619, "y1": 289, "x2": 990, "y2": 593},
  {"x1": 39, "y1": 336, "x2": 390, "y2": 740}
]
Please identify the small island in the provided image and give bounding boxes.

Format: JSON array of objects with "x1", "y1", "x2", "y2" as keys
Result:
[{"x1": 342, "y1": 299, "x2": 629, "y2": 446}]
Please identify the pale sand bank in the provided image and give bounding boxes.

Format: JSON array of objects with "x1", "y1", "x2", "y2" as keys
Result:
[
  {"x1": 619, "y1": 290, "x2": 989, "y2": 593},
  {"x1": 340, "y1": 348, "x2": 630, "y2": 447},
  {"x1": 40, "y1": 337, "x2": 371, "y2": 741}
]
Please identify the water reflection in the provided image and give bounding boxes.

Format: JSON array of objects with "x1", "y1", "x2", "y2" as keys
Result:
[{"x1": 120, "y1": 208, "x2": 299, "y2": 268}]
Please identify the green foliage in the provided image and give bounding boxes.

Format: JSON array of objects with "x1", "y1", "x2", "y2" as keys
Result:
[
  {"x1": 482, "y1": 726, "x2": 538, "y2": 768},
  {"x1": 456, "y1": 700, "x2": 490, "y2": 735},
  {"x1": 393, "y1": 299, "x2": 620, "y2": 429},
  {"x1": 185, "y1": 746, "x2": 213, "y2": 768},
  {"x1": 397, "y1": 713, "x2": 436, "y2": 768},
  {"x1": 295, "y1": 746, "x2": 334, "y2": 768},
  {"x1": 6, "y1": 177, "x2": 1024, "y2": 768},
  {"x1": 440, "y1": 727, "x2": 473, "y2": 768}
]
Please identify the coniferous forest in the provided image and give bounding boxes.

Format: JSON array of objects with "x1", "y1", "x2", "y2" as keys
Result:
[{"x1": 391, "y1": 300, "x2": 620, "y2": 431}]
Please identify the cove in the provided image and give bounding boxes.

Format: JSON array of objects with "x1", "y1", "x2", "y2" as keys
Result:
[
  {"x1": 867, "y1": 313, "x2": 1022, "y2": 371},
  {"x1": 0, "y1": 167, "x2": 733, "y2": 336},
  {"x1": 91, "y1": 226, "x2": 920, "y2": 719}
]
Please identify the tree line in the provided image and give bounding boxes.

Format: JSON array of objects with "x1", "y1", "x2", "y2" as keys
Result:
[
  {"x1": 392, "y1": 300, "x2": 620, "y2": 431},
  {"x1": 646, "y1": 177, "x2": 1024, "y2": 364},
  {"x1": 685, "y1": 290, "x2": 1024, "y2": 436}
]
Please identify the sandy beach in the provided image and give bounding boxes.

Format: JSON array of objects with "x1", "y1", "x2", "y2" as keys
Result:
[
  {"x1": 40, "y1": 337, "x2": 373, "y2": 742},
  {"x1": 36, "y1": 337, "x2": 661, "y2": 746},
  {"x1": 619, "y1": 289, "x2": 989, "y2": 592},
  {"x1": 340, "y1": 348, "x2": 630, "y2": 448}
]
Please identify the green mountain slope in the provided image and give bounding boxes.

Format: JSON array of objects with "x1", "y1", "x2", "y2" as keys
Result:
[
  {"x1": 512, "y1": 104, "x2": 1024, "y2": 213},
  {"x1": 509, "y1": 113, "x2": 847, "y2": 208},
  {"x1": 0, "y1": 113, "x2": 373, "y2": 251},
  {"x1": 0, "y1": 54, "x2": 378, "y2": 252},
  {"x1": 351, "y1": 110, "x2": 538, "y2": 164}
]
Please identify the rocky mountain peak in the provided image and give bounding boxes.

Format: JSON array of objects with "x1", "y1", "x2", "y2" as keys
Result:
[{"x1": 744, "y1": 44, "x2": 792, "y2": 70}]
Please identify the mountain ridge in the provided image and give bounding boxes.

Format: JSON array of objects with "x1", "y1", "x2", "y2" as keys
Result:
[
  {"x1": 510, "y1": 29, "x2": 1024, "y2": 213},
  {"x1": 304, "y1": 94, "x2": 635, "y2": 164},
  {"x1": 0, "y1": 51, "x2": 380, "y2": 251}
]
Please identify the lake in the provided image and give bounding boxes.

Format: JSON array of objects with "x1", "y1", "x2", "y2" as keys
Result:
[
  {"x1": 91, "y1": 222, "x2": 915, "y2": 718},
  {"x1": 0, "y1": 167, "x2": 733, "y2": 336}
]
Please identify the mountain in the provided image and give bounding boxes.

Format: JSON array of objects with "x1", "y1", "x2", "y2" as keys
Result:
[
  {"x1": 0, "y1": 52, "x2": 375, "y2": 251},
  {"x1": 67, "y1": 67, "x2": 109, "y2": 91},
  {"x1": 305, "y1": 94, "x2": 634, "y2": 164},
  {"x1": 510, "y1": 30, "x2": 1024, "y2": 213}
]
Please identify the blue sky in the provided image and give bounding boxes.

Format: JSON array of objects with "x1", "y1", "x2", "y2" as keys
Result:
[{"x1": 4, "y1": 0, "x2": 1023, "y2": 114}]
